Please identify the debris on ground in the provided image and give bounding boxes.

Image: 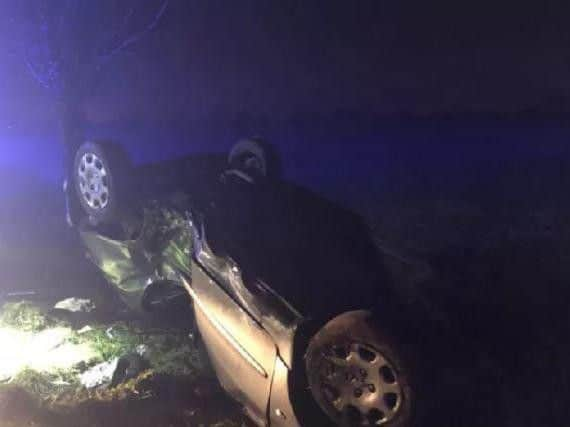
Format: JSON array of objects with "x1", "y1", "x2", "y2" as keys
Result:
[
  {"x1": 79, "y1": 358, "x2": 119, "y2": 389},
  {"x1": 77, "y1": 325, "x2": 93, "y2": 334},
  {"x1": 54, "y1": 298, "x2": 95, "y2": 313}
]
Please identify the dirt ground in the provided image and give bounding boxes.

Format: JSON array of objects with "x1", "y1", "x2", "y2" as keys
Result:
[{"x1": 0, "y1": 379, "x2": 247, "y2": 427}]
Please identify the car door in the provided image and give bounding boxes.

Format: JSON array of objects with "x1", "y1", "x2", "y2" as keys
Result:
[{"x1": 185, "y1": 232, "x2": 277, "y2": 427}]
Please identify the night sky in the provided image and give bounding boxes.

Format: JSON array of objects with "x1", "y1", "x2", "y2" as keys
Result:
[{"x1": 2, "y1": 0, "x2": 570, "y2": 131}]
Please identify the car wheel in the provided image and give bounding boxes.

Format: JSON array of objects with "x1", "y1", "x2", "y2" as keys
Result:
[
  {"x1": 305, "y1": 311, "x2": 416, "y2": 427},
  {"x1": 227, "y1": 138, "x2": 281, "y2": 180},
  {"x1": 73, "y1": 141, "x2": 132, "y2": 225}
]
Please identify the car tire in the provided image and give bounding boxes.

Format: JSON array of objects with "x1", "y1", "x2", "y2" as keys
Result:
[
  {"x1": 305, "y1": 311, "x2": 418, "y2": 427},
  {"x1": 227, "y1": 138, "x2": 281, "y2": 181},
  {"x1": 73, "y1": 141, "x2": 133, "y2": 225}
]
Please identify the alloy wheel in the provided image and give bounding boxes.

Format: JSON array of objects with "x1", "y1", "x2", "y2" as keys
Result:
[
  {"x1": 316, "y1": 342, "x2": 404, "y2": 425},
  {"x1": 77, "y1": 152, "x2": 110, "y2": 210}
]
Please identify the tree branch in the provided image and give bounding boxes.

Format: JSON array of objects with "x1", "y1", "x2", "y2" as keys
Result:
[
  {"x1": 24, "y1": 2, "x2": 63, "y2": 92},
  {"x1": 25, "y1": 55, "x2": 51, "y2": 89},
  {"x1": 97, "y1": 0, "x2": 169, "y2": 67}
]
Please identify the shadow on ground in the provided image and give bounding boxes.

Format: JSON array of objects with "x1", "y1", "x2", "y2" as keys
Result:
[{"x1": 0, "y1": 377, "x2": 246, "y2": 427}]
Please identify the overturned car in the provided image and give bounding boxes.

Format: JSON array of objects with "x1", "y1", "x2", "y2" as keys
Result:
[{"x1": 64, "y1": 139, "x2": 456, "y2": 427}]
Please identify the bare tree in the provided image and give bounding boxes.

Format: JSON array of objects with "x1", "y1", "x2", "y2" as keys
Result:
[{"x1": 19, "y1": 0, "x2": 169, "y2": 159}]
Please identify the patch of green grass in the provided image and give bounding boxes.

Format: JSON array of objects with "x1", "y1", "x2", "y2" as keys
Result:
[
  {"x1": 75, "y1": 324, "x2": 143, "y2": 362},
  {"x1": 143, "y1": 333, "x2": 203, "y2": 376},
  {"x1": 0, "y1": 299, "x2": 206, "y2": 414},
  {"x1": 0, "y1": 301, "x2": 61, "y2": 332},
  {"x1": 9, "y1": 368, "x2": 79, "y2": 400},
  {"x1": 71, "y1": 323, "x2": 203, "y2": 376}
]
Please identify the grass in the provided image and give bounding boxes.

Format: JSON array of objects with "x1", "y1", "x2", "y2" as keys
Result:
[
  {"x1": 0, "y1": 300, "x2": 243, "y2": 426},
  {"x1": 0, "y1": 301, "x2": 60, "y2": 332},
  {"x1": 11, "y1": 368, "x2": 80, "y2": 399},
  {"x1": 70, "y1": 323, "x2": 204, "y2": 376},
  {"x1": 71, "y1": 325, "x2": 142, "y2": 361},
  {"x1": 0, "y1": 301, "x2": 204, "y2": 404}
]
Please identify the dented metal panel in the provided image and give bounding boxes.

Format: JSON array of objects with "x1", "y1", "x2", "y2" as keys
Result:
[
  {"x1": 79, "y1": 204, "x2": 192, "y2": 310},
  {"x1": 79, "y1": 230, "x2": 153, "y2": 310},
  {"x1": 185, "y1": 265, "x2": 277, "y2": 425}
]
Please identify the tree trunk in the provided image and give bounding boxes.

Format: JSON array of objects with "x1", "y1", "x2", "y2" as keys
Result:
[
  {"x1": 58, "y1": 94, "x2": 85, "y2": 226},
  {"x1": 58, "y1": 95, "x2": 84, "y2": 177}
]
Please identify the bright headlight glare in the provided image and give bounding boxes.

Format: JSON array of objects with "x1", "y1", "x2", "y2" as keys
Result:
[{"x1": 0, "y1": 327, "x2": 95, "y2": 379}]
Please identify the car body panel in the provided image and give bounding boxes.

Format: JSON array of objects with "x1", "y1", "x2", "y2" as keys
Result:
[
  {"x1": 269, "y1": 355, "x2": 303, "y2": 427},
  {"x1": 78, "y1": 204, "x2": 193, "y2": 310},
  {"x1": 185, "y1": 265, "x2": 277, "y2": 426},
  {"x1": 79, "y1": 229, "x2": 154, "y2": 310},
  {"x1": 194, "y1": 237, "x2": 303, "y2": 369},
  {"x1": 204, "y1": 177, "x2": 398, "y2": 322}
]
